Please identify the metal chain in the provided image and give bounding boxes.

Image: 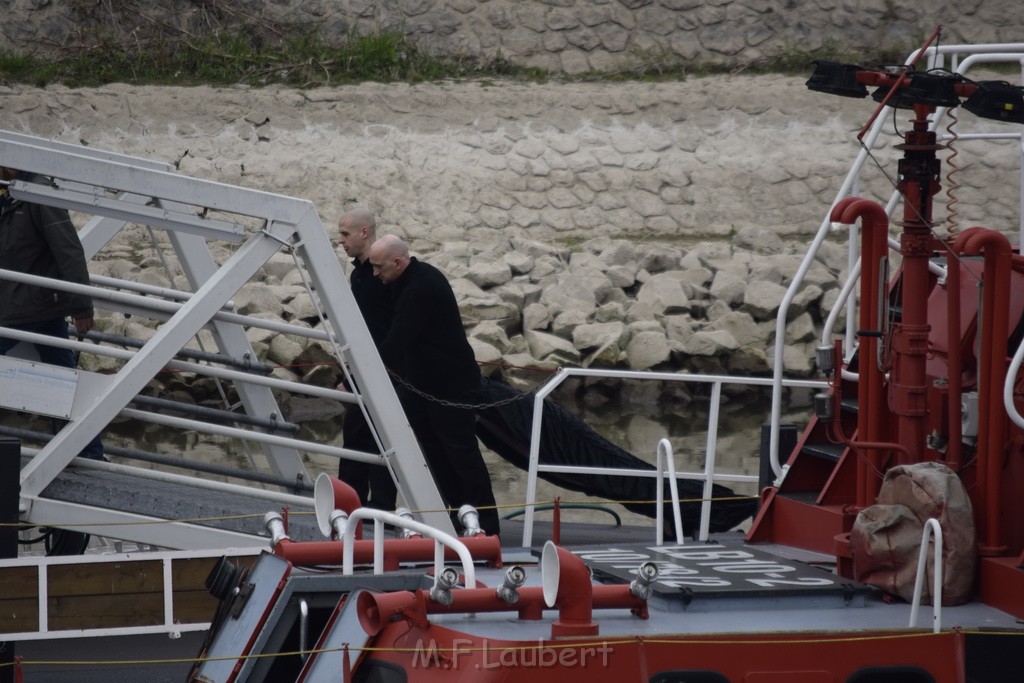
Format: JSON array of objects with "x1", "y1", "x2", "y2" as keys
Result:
[{"x1": 385, "y1": 367, "x2": 542, "y2": 409}]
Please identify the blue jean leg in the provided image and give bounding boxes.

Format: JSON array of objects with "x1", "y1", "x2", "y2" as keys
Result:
[{"x1": 0, "y1": 318, "x2": 105, "y2": 460}]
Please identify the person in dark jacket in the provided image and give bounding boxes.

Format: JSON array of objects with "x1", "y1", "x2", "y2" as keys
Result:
[
  {"x1": 335, "y1": 208, "x2": 397, "y2": 510},
  {"x1": 0, "y1": 167, "x2": 104, "y2": 460},
  {"x1": 368, "y1": 234, "x2": 500, "y2": 536}
]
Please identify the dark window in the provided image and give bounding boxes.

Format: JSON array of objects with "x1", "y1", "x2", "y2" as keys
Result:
[
  {"x1": 650, "y1": 672, "x2": 730, "y2": 683},
  {"x1": 847, "y1": 667, "x2": 936, "y2": 683},
  {"x1": 354, "y1": 660, "x2": 408, "y2": 683}
]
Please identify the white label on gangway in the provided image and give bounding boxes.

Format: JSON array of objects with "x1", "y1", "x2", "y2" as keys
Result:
[{"x1": 0, "y1": 354, "x2": 77, "y2": 418}]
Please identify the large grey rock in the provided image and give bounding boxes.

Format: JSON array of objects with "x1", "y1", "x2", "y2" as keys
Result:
[
  {"x1": 268, "y1": 334, "x2": 304, "y2": 366},
  {"x1": 499, "y1": 353, "x2": 562, "y2": 392},
  {"x1": 789, "y1": 283, "x2": 824, "y2": 318},
  {"x1": 551, "y1": 309, "x2": 589, "y2": 337},
  {"x1": 727, "y1": 346, "x2": 771, "y2": 374},
  {"x1": 525, "y1": 329, "x2": 581, "y2": 364},
  {"x1": 636, "y1": 272, "x2": 692, "y2": 315},
  {"x1": 785, "y1": 312, "x2": 817, "y2": 344},
  {"x1": 469, "y1": 337, "x2": 503, "y2": 377},
  {"x1": 707, "y1": 310, "x2": 765, "y2": 347},
  {"x1": 741, "y1": 280, "x2": 788, "y2": 320},
  {"x1": 458, "y1": 296, "x2": 521, "y2": 334},
  {"x1": 625, "y1": 329, "x2": 671, "y2": 369},
  {"x1": 470, "y1": 321, "x2": 512, "y2": 353},
  {"x1": 572, "y1": 321, "x2": 629, "y2": 352},
  {"x1": 234, "y1": 282, "x2": 286, "y2": 317},
  {"x1": 599, "y1": 239, "x2": 638, "y2": 267},
  {"x1": 594, "y1": 301, "x2": 625, "y2": 323},
  {"x1": 733, "y1": 225, "x2": 786, "y2": 254},
  {"x1": 605, "y1": 264, "x2": 636, "y2": 288},
  {"x1": 662, "y1": 313, "x2": 696, "y2": 344},
  {"x1": 503, "y1": 251, "x2": 535, "y2": 275},
  {"x1": 769, "y1": 342, "x2": 817, "y2": 377},
  {"x1": 681, "y1": 329, "x2": 740, "y2": 357},
  {"x1": 522, "y1": 302, "x2": 552, "y2": 330},
  {"x1": 466, "y1": 260, "x2": 513, "y2": 288},
  {"x1": 709, "y1": 269, "x2": 746, "y2": 307}
]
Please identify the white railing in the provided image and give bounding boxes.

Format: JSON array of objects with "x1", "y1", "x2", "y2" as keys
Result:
[
  {"x1": 909, "y1": 518, "x2": 944, "y2": 633},
  {"x1": 0, "y1": 547, "x2": 262, "y2": 641},
  {"x1": 655, "y1": 439, "x2": 684, "y2": 546},
  {"x1": 520, "y1": 368, "x2": 827, "y2": 548},
  {"x1": 341, "y1": 508, "x2": 476, "y2": 589}
]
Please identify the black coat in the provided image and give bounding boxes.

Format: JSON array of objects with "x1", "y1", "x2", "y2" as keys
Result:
[
  {"x1": 0, "y1": 175, "x2": 93, "y2": 325},
  {"x1": 349, "y1": 256, "x2": 392, "y2": 347},
  {"x1": 379, "y1": 258, "x2": 479, "y2": 400}
]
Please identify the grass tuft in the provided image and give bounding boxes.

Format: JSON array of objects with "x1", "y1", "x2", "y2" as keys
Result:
[{"x1": 0, "y1": 17, "x2": 913, "y2": 89}]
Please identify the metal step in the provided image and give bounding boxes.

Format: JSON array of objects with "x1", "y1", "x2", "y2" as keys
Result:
[{"x1": 800, "y1": 442, "x2": 846, "y2": 462}]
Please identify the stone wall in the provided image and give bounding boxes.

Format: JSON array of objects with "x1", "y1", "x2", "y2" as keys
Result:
[{"x1": 0, "y1": 1, "x2": 1018, "y2": 74}]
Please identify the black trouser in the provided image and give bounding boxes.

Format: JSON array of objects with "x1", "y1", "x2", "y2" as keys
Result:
[
  {"x1": 402, "y1": 392, "x2": 500, "y2": 537},
  {"x1": 338, "y1": 407, "x2": 397, "y2": 511}
]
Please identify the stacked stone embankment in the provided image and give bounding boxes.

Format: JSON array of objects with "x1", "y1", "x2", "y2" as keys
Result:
[
  {"x1": 1, "y1": 1, "x2": 1018, "y2": 75},
  {"x1": 3, "y1": 74, "x2": 1021, "y2": 399}
]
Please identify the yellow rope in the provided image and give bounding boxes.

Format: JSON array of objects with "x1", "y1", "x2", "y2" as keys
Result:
[
  {"x1": 3, "y1": 494, "x2": 758, "y2": 528},
  {"x1": 6, "y1": 629, "x2": 1021, "y2": 669}
]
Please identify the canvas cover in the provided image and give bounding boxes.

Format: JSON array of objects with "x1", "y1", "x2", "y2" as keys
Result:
[{"x1": 850, "y1": 461, "x2": 976, "y2": 605}]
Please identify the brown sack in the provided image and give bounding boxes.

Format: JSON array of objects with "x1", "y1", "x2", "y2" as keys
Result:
[{"x1": 850, "y1": 461, "x2": 976, "y2": 605}]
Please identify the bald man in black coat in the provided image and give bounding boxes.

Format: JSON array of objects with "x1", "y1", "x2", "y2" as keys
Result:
[{"x1": 369, "y1": 234, "x2": 500, "y2": 537}]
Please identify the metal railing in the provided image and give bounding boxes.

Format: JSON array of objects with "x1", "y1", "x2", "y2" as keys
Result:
[
  {"x1": 909, "y1": 518, "x2": 944, "y2": 633},
  {"x1": 342, "y1": 508, "x2": 476, "y2": 589},
  {"x1": 520, "y1": 368, "x2": 827, "y2": 548},
  {"x1": 0, "y1": 547, "x2": 262, "y2": 641},
  {"x1": 655, "y1": 439, "x2": 684, "y2": 545}
]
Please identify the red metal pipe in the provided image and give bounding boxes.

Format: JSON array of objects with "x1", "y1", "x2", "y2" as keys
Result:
[
  {"x1": 943, "y1": 237, "x2": 970, "y2": 473},
  {"x1": 542, "y1": 543, "x2": 598, "y2": 637},
  {"x1": 272, "y1": 534, "x2": 503, "y2": 568},
  {"x1": 956, "y1": 228, "x2": 1012, "y2": 553},
  {"x1": 315, "y1": 475, "x2": 364, "y2": 540},
  {"x1": 320, "y1": 476, "x2": 362, "y2": 515},
  {"x1": 832, "y1": 198, "x2": 890, "y2": 506},
  {"x1": 952, "y1": 229, "x2": 991, "y2": 510},
  {"x1": 552, "y1": 497, "x2": 561, "y2": 546},
  {"x1": 356, "y1": 582, "x2": 646, "y2": 637},
  {"x1": 891, "y1": 109, "x2": 942, "y2": 469}
]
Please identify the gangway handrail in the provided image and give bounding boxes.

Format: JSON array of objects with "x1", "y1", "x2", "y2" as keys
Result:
[
  {"x1": 0, "y1": 266, "x2": 334, "y2": 343},
  {"x1": 0, "y1": 323, "x2": 354, "y2": 403},
  {"x1": 520, "y1": 367, "x2": 826, "y2": 548},
  {"x1": 655, "y1": 439, "x2": 684, "y2": 546},
  {"x1": 342, "y1": 509, "x2": 476, "y2": 589},
  {"x1": 909, "y1": 518, "x2": 944, "y2": 633}
]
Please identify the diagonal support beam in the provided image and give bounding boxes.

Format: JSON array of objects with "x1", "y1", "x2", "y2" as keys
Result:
[{"x1": 20, "y1": 219, "x2": 300, "y2": 497}]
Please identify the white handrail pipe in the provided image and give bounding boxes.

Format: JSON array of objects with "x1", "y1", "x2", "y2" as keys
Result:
[
  {"x1": 341, "y1": 508, "x2": 476, "y2": 589},
  {"x1": 909, "y1": 518, "x2": 944, "y2": 633}
]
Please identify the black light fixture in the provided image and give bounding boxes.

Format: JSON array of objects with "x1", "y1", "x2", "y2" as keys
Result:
[
  {"x1": 962, "y1": 80, "x2": 1024, "y2": 124},
  {"x1": 870, "y1": 70, "x2": 962, "y2": 109},
  {"x1": 806, "y1": 61, "x2": 869, "y2": 98}
]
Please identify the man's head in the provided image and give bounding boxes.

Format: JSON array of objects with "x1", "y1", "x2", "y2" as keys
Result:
[
  {"x1": 368, "y1": 234, "x2": 411, "y2": 285},
  {"x1": 337, "y1": 208, "x2": 376, "y2": 261},
  {"x1": 0, "y1": 167, "x2": 19, "y2": 182}
]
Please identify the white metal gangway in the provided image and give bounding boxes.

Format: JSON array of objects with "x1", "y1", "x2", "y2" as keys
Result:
[{"x1": 0, "y1": 130, "x2": 456, "y2": 548}]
